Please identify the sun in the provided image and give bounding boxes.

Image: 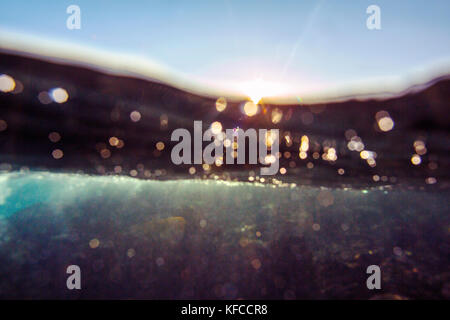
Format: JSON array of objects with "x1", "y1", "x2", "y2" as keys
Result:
[{"x1": 240, "y1": 78, "x2": 288, "y2": 104}]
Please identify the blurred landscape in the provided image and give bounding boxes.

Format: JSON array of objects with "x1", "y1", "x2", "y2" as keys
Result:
[
  {"x1": 0, "y1": 51, "x2": 448, "y2": 187},
  {"x1": 0, "y1": 51, "x2": 449, "y2": 300}
]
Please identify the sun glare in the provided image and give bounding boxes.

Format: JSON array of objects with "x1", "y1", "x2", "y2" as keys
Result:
[{"x1": 241, "y1": 78, "x2": 288, "y2": 104}]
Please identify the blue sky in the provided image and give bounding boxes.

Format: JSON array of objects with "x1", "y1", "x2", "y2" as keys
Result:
[{"x1": 1, "y1": 0, "x2": 449, "y2": 100}]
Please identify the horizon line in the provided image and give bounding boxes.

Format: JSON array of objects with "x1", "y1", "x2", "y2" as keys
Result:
[{"x1": 1, "y1": 30, "x2": 449, "y2": 105}]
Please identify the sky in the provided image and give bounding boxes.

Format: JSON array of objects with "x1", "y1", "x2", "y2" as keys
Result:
[{"x1": 0, "y1": 0, "x2": 449, "y2": 101}]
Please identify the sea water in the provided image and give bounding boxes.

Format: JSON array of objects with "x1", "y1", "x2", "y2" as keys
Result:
[{"x1": 0, "y1": 171, "x2": 448, "y2": 299}]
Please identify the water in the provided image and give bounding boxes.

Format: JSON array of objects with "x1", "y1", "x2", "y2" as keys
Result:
[
  {"x1": 0, "y1": 171, "x2": 448, "y2": 299},
  {"x1": 0, "y1": 52, "x2": 449, "y2": 299}
]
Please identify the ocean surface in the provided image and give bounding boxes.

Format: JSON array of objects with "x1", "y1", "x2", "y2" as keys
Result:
[{"x1": 0, "y1": 171, "x2": 448, "y2": 299}]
